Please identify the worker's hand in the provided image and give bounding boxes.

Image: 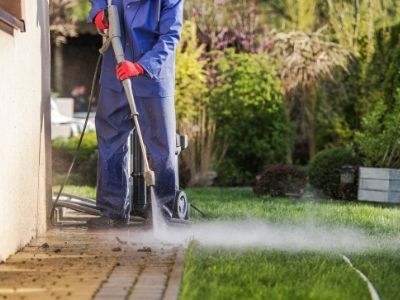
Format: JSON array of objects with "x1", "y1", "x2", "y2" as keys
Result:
[
  {"x1": 116, "y1": 61, "x2": 145, "y2": 81},
  {"x1": 94, "y1": 10, "x2": 109, "y2": 30}
]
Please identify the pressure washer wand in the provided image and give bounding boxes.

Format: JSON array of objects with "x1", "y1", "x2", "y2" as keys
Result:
[{"x1": 107, "y1": 5, "x2": 155, "y2": 187}]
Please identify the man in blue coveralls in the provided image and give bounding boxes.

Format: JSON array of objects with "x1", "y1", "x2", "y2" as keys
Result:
[{"x1": 88, "y1": 0, "x2": 184, "y2": 226}]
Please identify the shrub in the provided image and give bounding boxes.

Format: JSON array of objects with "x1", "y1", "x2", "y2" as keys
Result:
[
  {"x1": 253, "y1": 164, "x2": 307, "y2": 197},
  {"x1": 175, "y1": 20, "x2": 207, "y2": 125},
  {"x1": 175, "y1": 20, "x2": 216, "y2": 187},
  {"x1": 308, "y1": 147, "x2": 360, "y2": 199},
  {"x1": 210, "y1": 49, "x2": 294, "y2": 186},
  {"x1": 355, "y1": 90, "x2": 400, "y2": 168},
  {"x1": 53, "y1": 131, "x2": 97, "y2": 159},
  {"x1": 80, "y1": 150, "x2": 98, "y2": 186},
  {"x1": 366, "y1": 24, "x2": 400, "y2": 111},
  {"x1": 52, "y1": 131, "x2": 98, "y2": 186}
]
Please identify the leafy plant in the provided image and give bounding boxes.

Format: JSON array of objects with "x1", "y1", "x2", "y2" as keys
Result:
[
  {"x1": 326, "y1": 0, "x2": 400, "y2": 57},
  {"x1": 175, "y1": 21, "x2": 217, "y2": 187},
  {"x1": 308, "y1": 147, "x2": 360, "y2": 199},
  {"x1": 52, "y1": 132, "x2": 98, "y2": 186},
  {"x1": 52, "y1": 131, "x2": 97, "y2": 160},
  {"x1": 273, "y1": 30, "x2": 351, "y2": 158},
  {"x1": 72, "y1": 0, "x2": 91, "y2": 22},
  {"x1": 364, "y1": 24, "x2": 400, "y2": 110},
  {"x1": 253, "y1": 164, "x2": 307, "y2": 197},
  {"x1": 261, "y1": 0, "x2": 400, "y2": 161},
  {"x1": 175, "y1": 20, "x2": 207, "y2": 125},
  {"x1": 355, "y1": 90, "x2": 400, "y2": 168},
  {"x1": 210, "y1": 49, "x2": 294, "y2": 186},
  {"x1": 274, "y1": 30, "x2": 350, "y2": 92}
]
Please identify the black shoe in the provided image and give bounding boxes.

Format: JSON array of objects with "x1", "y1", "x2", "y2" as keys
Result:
[{"x1": 87, "y1": 216, "x2": 128, "y2": 228}]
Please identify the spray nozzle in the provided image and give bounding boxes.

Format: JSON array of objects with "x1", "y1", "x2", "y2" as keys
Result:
[{"x1": 145, "y1": 170, "x2": 156, "y2": 187}]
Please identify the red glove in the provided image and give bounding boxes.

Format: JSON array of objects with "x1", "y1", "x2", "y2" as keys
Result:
[
  {"x1": 116, "y1": 61, "x2": 145, "y2": 80},
  {"x1": 94, "y1": 10, "x2": 109, "y2": 30}
]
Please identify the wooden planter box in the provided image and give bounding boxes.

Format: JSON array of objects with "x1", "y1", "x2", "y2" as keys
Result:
[{"x1": 358, "y1": 167, "x2": 400, "y2": 203}]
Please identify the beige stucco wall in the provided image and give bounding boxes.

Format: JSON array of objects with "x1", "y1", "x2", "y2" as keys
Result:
[{"x1": 0, "y1": 0, "x2": 51, "y2": 261}]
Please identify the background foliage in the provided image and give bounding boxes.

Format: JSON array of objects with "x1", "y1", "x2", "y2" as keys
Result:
[
  {"x1": 253, "y1": 164, "x2": 307, "y2": 197},
  {"x1": 51, "y1": 0, "x2": 400, "y2": 190},
  {"x1": 52, "y1": 132, "x2": 98, "y2": 186},
  {"x1": 308, "y1": 147, "x2": 360, "y2": 199},
  {"x1": 210, "y1": 50, "x2": 293, "y2": 186},
  {"x1": 175, "y1": 20, "x2": 216, "y2": 187},
  {"x1": 355, "y1": 90, "x2": 400, "y2": 168}
]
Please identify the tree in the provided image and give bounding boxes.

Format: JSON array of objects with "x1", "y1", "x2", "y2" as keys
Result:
[
  {"x1": 274, "y1": 30, "x2": 351, "y2": 158},
  {"x1": 326, "y1": 0, "x2": 400, "y2": 57},
  {"x1": 355, "y1": 90, "x2": 400, "y2": 168}
]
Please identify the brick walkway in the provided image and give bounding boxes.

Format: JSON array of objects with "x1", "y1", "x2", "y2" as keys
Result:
[{"x1": 0, "y1": 225, "x2": 184, "y2": 300}]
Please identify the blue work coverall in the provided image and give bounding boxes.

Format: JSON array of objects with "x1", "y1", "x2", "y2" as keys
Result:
[{"x1": 89, "y1": 0, "x2": 184, "y2": 221}]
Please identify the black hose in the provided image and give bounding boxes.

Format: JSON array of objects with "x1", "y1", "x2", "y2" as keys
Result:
[
  {"x1": 50, "y1": 54, "x2": 102, "y2": 226},
  {"x1": 190, "y1": 203, "x2": 208, "y2": 218}
]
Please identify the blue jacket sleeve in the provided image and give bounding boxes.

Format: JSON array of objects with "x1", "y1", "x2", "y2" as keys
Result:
[
  {"x1": 88, "y1": 0, "x2": 107, "y2": 22},
  {"x1": 137, "y1": 0, "x2": 184, "y2": 79}
]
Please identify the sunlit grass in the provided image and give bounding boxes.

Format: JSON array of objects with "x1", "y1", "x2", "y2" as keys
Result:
[
  {"x1": 182, "y1": 188, "x2": 400, "y2": 300},
  {"x1": 187, "y1": 188, "x2": 400, "y2": 235}
]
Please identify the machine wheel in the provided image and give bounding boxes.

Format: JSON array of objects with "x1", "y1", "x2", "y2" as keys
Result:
[{"x1": 173, "y1": 191, "x2": 189, "y2": 220}]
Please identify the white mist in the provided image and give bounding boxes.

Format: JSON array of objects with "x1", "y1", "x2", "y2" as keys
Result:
[{"x1": 134, "y1": 219, "x2": 398, "y2": 253}]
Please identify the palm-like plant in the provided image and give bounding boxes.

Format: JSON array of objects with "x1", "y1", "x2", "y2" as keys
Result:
[
  {"x1": 274, "y1": 30, "x2": 351, "y2": 158},
  {"x1": 275, "y1": 30, "x2": 350, "y2": 91}
]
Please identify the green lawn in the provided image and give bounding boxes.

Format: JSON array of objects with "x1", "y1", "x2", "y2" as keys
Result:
[
  {"x1": 58, "y1": 186, "x2": 400, "y2": 299},
  {"x1": 189, "y1": 188, "x2": 400, "y2": 233},
  {"x1": 181, "y1": 188, "x2": 400, "y2": 300}
]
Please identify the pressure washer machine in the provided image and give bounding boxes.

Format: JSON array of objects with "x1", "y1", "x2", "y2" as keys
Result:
[
  {"x1": 128, "y1": 131, "x2": 190, "y2": 221},
  {"x1": 53, "y1": 133, "x2": 190, "y2": 225}
]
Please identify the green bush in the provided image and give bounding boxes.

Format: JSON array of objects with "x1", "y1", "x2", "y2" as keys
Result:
[
  {"x1": 366, "y1": 24, "x2": 400, "y2": 110},
  {"x1": 80, "y1": 150, "x2": 98, "y2": 186},
  {"x1": 210, "y1": 49, "x2": 294, "y2": 186},
  {"x1": 175, "y1": 20, "x2": 207, "y2": 126},
  {"x1": 308, "y1": 147, "x2": 360, "y2": 200},
  {"x1": 53, "y1": 131, "x2": 97, "y2": 159},
  {"x1": 253, "y1": 164, "x2": 307, "y2": 197},
  {"x1": 355, "y1": 90, "x2": 400, "y2": 168},
  {"x1": 311, "y1": 25, "x2": 400, "y2": 156},
  {"x1": 52, "y1": 131, "x2": 98, "y2": 186}
]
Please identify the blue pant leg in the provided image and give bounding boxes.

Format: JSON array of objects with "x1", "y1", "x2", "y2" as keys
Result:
[
  {"x1": 135, "y1": 96, "x2": 178, "y2": 206},
  {"x1": 95, "y1": 87, "x2": 133, "y2": 220}
]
